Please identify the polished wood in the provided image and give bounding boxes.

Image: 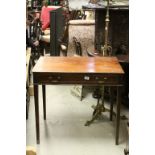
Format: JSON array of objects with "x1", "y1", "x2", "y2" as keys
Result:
[
  {"x1": 50, "y1": 7, "x2": 65, "y2": 56},
  {"x1": 32, "y1": 56, "x2": 124, "y2": 144},
  {"x1": 110, "y1": 87, "x2": 114, "y2": 121},
  {"x1": 34, "y1": 85, "x2": 40, "y2": 144},
  {"x1": 42, "y1": 85, "x2": 46, "y2": 120},
  {"x1": 116, "y1": 86, "x2": 121, "y2": 145},
  {"x1": 33, "y1": 56, "x2": 124, "y2": 74}
]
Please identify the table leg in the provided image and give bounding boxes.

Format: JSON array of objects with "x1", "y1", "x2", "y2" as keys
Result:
[
  {"x1": 115, "y1": 86, "x2": 121, "y2": 145},
  {"x1": 26, "y1": 103, "x2": 28, "y2": 120},
  {"x1": 110, "y1": 87, "x2": 114, "y2": 121},
  {"x1": 42, "y1": 85, "x2": 46, "y2": 120},
  {"x1": 34, "y1": 85, "x2": 40, "y2": 144}
]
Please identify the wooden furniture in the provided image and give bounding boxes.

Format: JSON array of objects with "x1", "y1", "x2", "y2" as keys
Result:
[
  {"x1": 50, "y1": 7, "x2": 65, "y2": 56},
  {"x1": 32, "y1": 56, "x2": 124, "y2": 144},
  {"x1": 50, "y1": 7, "x2": 94, "y2": 56},
  {"x1": 59, "y1": 18, "x2": 95, "y2": 57},
  {"x1": 67, "y1": 19, "x2": 95, "y2": 56},
  {"x1": 117, "y1": 54, "x2": 129, "y2": 106}
]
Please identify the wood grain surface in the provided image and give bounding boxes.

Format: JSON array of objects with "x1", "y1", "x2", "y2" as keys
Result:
[{"x1": 32, "y1": 56, "x2": 124, "y2": 74}]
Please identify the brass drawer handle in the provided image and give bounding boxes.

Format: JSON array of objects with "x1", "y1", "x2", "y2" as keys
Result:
[
  {"x1": 84, "y1": 76, "x2": 90, "y2": 80},
  {"x1": 96, "y1": 77, "x2": 108, "y2": 80}
]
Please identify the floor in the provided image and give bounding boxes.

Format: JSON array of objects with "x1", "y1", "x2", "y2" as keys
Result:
[{"x1": 26, "y1": 85, "x2": 128, "y2": 155}]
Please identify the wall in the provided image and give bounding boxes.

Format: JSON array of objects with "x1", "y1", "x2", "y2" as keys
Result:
[
  {"x1": 68, "y1": 0, "x2": 89, "y2": 9},
  {"x1": 68, "y1": 0, "x2": 129, "y2": 10}
]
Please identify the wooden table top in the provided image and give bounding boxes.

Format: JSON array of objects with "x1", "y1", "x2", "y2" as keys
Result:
[{"x1": 32, "y1": 56, "x2": 124, "y2": 74}]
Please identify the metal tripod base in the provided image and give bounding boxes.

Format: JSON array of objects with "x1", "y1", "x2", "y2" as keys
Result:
[
  {"x1": 85, "y1": 104, "x2": 116, "y2": 126},
  {"x1": 85, "y1": 86, "x2": 114, "y2": 126},
  {"x1": 85, "y1": 104, "x2": 128, "y2": 126}
]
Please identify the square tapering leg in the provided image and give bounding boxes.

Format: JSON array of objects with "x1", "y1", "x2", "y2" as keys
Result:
[
  {"x1": 115, "y1": 86, "x2": 121, "y2": 145},
  {"x1": 42, "y1": 85, "x2": 46, "y2": 120},
  {"x1": 34, "y1": 85, "x2": 40, "y2": 144},
  {"x1": 110, "y1": 87, "x2": 114, "y2": 121}
]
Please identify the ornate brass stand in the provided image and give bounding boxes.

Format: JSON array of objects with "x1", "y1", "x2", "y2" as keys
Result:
[
  {"x1": 85, "y1": 87, "x2": 116, "y2": 126},
  {"x1": 85, "y1": 86, "x2": 127, "y2": 126},
  {"x1": 85, "y1": 0, "x2": 113, "y2": 126},
  {"x1": 102, "y1": 0, "x2": 112, "y2": 56}
]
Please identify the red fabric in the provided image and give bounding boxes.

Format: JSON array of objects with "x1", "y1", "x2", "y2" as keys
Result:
[{"x1": 41, "y1": 6, "x2": 55, "y2": 30}]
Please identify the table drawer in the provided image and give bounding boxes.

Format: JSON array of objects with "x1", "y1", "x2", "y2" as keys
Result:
[{"x1": 33, "y1": 73, "x2": 123, "y2": 85}]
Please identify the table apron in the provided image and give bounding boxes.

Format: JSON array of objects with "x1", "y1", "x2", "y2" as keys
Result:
[{"x1": 33, "y1": 73, "x2": 124, "y2": 86}]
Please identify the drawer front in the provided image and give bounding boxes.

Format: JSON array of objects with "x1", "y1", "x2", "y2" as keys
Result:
[{"x1": 33, "y1": 73, "x2": 123, "y2": 85}]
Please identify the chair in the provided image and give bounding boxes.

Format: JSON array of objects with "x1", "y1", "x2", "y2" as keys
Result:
[
  {"x1": 27, "y1": 15, "x2": 45, "y2": 66},
  {"x1": 66, "y1": 19, "x2": 95, "y2": 56},
  {"x1": 39, "y1": 5, "x2": 62, "y2": 55},
  {"x1": 58, "y1": 9, "x2": 92, "y2": 56}
]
